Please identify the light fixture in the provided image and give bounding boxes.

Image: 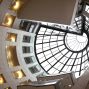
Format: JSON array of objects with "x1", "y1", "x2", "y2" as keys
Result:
[
  {"x1": 5, "y1": 87, "x2": 12, "y2": 89},
  {"x1": 6, "y1": 33, "x2": 17, "y2": 42},
  {"x1": 2, "y1": 13, "x2": 16, "y2": 27},
  {"x1": 0, "y1": 74, "x2": 6, "y2": 85},
  {"x1": 9, "y1": 0, "x2": 24, "y2": 11},
  {"x1": 6, "y1": 46, "x2": 19, "y2": 67},
  {"x1": 12, "y1": 70, "x2": 25, "y2": 79},
  {"x1": 0, "y1": 0, "x2": 3, "y2": 4}
]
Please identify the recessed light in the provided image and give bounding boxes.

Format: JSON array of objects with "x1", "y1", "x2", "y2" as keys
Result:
[
  {"x1": 2, "y1": 14, "x2": 16, "y2": 27},
  {"x1": 9, "y1": 0, "x2": 24, "y2": 11}
]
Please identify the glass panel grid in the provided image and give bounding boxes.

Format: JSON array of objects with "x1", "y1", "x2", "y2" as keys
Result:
[{"x1": 35, "y1": 13, "x2": 89, "y2": 78}]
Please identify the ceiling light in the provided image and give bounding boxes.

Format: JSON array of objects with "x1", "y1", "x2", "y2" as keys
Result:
[
  {"x1": 0, "y1": 0, "x2": 3, "y2": 4},
  {"x1": 0, "y1": 74, "x2": 6, "y2": 84},
  {"x1": 5, "y1": 87, "x2": 12, "y2": 89},
  {"x1": 10, "y1": 0, "x2": 23, "y2": 11},
  {"x1": 6, "y1": 33, "x2": 17, "y2": 42},
  {"x1": 2, "y1": 14, "x2": 16, "y2": 27},
  {"x1": 13, "y1": 70, "x2": 25, "y2": 79}
]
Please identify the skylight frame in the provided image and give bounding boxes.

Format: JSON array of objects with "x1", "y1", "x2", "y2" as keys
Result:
[{"x1": 34, "y1": 22, "x2": 89, "y2": 78}]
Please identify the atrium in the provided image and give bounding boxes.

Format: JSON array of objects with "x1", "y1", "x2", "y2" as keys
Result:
[{"x1": 0, "y1": 0, "x2": 89, "y2": 89}]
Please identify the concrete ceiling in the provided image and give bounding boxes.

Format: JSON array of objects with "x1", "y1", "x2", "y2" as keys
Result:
[{"x1": 18, "y1": 0, "x2": 79, "y2": 25}]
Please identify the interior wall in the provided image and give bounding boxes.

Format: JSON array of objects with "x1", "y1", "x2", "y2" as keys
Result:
[
  {"x1": 0, "y1": 0, "x2": 16, "y2": 24},
  {"x1": 0, "y1": 25, "x2": 46, "y2": 89},
  {"x1": 71, "y1": 68, "x2": 89, "y2": 89},
  {"x1": 18, "y1": 0, "x2": 78, "y2": 25}
]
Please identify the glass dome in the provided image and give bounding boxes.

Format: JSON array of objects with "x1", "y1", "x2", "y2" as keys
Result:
[{"x1": 35, "y1": 16, "x2": 89, "y2": 78}]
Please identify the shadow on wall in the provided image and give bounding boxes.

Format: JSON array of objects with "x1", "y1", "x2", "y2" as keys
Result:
[{"x1": 71, "y1": 67, "x2": 89, "y2": 89}]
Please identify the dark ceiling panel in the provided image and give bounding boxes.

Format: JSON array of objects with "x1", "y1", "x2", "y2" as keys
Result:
[{"x1": 18, "y1": 0, "x2": 79, "y2": 25}]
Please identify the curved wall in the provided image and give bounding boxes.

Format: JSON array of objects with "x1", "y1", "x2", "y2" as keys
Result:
[
  {"x1": 0, "y1": 26, "x2": 45, "y2": 89},
  {"x1": 0, "y1": 0, "x2": 45, "y2": 89}
]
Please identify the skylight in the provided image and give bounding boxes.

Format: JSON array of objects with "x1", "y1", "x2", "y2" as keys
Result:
[
  {"x1": 33, "y1": 2, "x2": 89, "y2": 78},
  {"x1": 85, "y1": 5, "x2": 89, "y2": 13},
  {"x1": 35, "y1": 15, "x2": 89, "y2": 78}
]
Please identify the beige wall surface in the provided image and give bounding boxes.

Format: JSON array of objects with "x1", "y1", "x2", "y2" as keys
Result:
[
  {"x1": 71, "y1": 68, "x2": 89, "y2": 89},
  {"x1": 18, "y1": 0, "x2": 78, "y2": 25}
]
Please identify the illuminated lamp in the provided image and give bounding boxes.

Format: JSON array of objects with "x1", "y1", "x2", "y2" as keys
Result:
[
  {"x1": 6, "y1": 33, "x2": 17, "y2": 42},
  {"x1": 0, "y1": 0, "x2": 3, "y2": 4},
  {"x1": 2, "y1": 14, "x2": 16, "y2": 27},
  {"x1": 9, "y1": 0, "x2": 24, "y2": 11},
  {"x1": 13, "y1": 70, "x2": 25, "y2": 79},
  {"x1": 5, "y1": 87, "x2": 12, "y2": 89},
  {"x1": 0, "y1": 74, "x2": 6, "y2": 84}
]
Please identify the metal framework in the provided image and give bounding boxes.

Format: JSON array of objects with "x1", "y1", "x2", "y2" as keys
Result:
[{"x1": 34, "y1": 2, "x2": 89, "y2": 78}]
